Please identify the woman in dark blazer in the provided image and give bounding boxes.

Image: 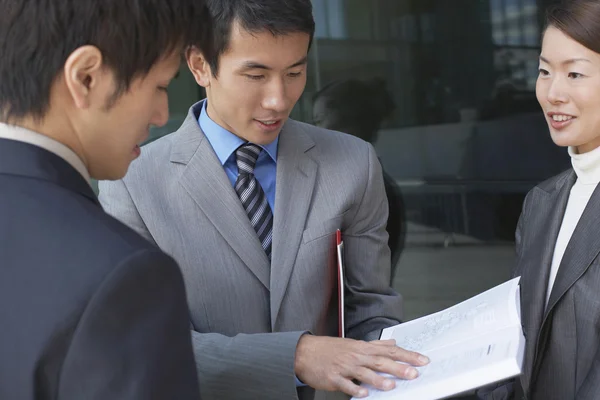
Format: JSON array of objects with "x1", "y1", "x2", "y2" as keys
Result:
[{"x1": 483, "y1": 1, "x2": 600, "y2": 399}]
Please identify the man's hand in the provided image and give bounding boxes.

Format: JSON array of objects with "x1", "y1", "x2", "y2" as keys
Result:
[{"x1": 294, "y1": 336, "x2": 429, "y2": 398}]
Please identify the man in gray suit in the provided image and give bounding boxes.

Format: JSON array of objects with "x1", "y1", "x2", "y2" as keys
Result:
[{"x1": 99, "y1": 0, "x2": 429, "y2": 399}]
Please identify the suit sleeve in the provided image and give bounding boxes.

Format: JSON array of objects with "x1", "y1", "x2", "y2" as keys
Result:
[
  {"x1": 344, "y1": 142, "x2": 403, "y2": 341},
  {"x1": 98, "y1": 179, "x2": 157, "y2": 245},
  {"x1": 576, "y1": 347, "x2": 600, "y2": 399},
  {"x1": 57, "y1": 249, "x2": 200, "y2": 400},
  {"x1": 191, "y1": 330, "x2": 307, "y2": 399}
]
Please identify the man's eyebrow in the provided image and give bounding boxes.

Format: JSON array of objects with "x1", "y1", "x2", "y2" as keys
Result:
[
  {"x1": 240, "y1": 61, "x2": 271, "y2": 71},
  {"x1": 239, "y1": 56, "x2": 308, "y2": 71}
]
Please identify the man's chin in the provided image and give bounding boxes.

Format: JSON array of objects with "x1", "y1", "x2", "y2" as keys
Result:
[
  {"x1": 247, "y1": 131, "x2": 282, "y2": 146},
  {"x1": 90, "y1": 165, "x2": 129, "y2": 182}
]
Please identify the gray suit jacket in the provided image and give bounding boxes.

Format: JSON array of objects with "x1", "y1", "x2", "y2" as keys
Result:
[
  {"x1": 483, "y1": 169, "x2": 600, "y2": 400},
  {"x1": 98, "y1": 101, "x2": 403, "y2": 400}
]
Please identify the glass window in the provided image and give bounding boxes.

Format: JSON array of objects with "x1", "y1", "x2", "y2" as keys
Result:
[{"x1": 306, "y1": 0, "x2": 567, "y2": 320}]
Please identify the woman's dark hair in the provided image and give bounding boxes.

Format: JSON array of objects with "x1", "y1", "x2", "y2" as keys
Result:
[{"x1": 545, "y1": 0, "x2": 600, "y2": 54}]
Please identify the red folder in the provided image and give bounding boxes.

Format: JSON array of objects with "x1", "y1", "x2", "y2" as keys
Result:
[{"x1": 336, "y1": 229, "x2": 345, "y2": 338}]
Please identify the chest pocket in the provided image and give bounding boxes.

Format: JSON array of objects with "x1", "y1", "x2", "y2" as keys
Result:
[{"x1": 302, "y1": 210, "x2": 349, "y2": 244}]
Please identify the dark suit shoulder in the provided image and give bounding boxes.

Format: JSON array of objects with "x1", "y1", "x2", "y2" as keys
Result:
[
  {"x1": 5, "y1": 174, "x2": 168, "y2": 286},
  {"x1": 0, "y1": 174, "x2": 179, "y2": 399},
  {"x1": 534, "y1": 168, "x2": 574, "y2": 194},
  {"x1": 520, "y1": 168, "x2": 574, "y2": 225}
]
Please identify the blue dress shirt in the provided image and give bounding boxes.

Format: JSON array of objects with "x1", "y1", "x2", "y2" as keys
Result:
[{"x1": 198, "y1": 100, "x2": 277, "y2": 211}]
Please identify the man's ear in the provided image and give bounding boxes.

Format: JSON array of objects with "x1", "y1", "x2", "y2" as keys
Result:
[
  {"x1": 63, "y1": 45, "x2": 107, "y2": 109},
  {"x1": 186, "y1": 46, "x2": 212, "y2": 88}
]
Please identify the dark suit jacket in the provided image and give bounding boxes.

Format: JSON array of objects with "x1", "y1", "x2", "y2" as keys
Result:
[
  {"x1": 0, "y1": 139, "x2": 200, "y2": 399},
  {"x1": 483, "y1": 169, "x2": 600, "y2": 400}
]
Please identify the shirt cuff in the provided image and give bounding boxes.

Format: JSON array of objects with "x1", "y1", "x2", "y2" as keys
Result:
[
  {"x1": 294, "y1": 331, "x2": 312, "y2": 387},
  {"x1": 295, "y1": 375, "x2": 307, "y2": 387}
]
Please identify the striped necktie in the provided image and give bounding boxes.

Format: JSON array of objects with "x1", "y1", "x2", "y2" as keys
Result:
[{"x1": 234, "y1": 143, "x2": 273, "y2": 259}]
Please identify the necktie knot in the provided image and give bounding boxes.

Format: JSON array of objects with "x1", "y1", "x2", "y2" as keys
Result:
[{"x1": 236, "y1": 143, "x2": 262, "y2": 175}]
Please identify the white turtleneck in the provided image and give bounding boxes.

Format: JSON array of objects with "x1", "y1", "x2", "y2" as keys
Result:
[{"x1": 546, "y1": 145, "x2": 600, "y2": 306}]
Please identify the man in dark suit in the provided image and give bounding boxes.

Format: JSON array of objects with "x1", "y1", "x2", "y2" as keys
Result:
[{"x1": 0, "y1": 0, "x2": 209, "y2": 398}]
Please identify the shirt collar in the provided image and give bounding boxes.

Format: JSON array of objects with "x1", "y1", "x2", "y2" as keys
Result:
[
  {"x1": 0, "y1": 122, "x2": 91, "y2": 185},
  {"x1": 198, "y1": 100, "x2": 278, "y2": 165}
]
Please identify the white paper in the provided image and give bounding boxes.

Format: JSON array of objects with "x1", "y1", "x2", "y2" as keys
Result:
[{"x1": 354, "y1": 277, "x2": 525, "y2": 400}]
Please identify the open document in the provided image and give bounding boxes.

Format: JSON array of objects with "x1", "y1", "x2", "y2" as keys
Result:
[{"x1": 354, "y1": 277, "x2": 525, "y2": 400}]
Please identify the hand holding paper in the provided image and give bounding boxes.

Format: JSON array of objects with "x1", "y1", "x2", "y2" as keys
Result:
[
  {"x1": 353, "y1": 277, "x2": 525, "y2": 400},
  {"x1": 294, "y1": 335, "x2": 430, "y2": 398}
]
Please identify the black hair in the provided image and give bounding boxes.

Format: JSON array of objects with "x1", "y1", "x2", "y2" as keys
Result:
[
  {"x1": 201, "y1": 0, "x2": 314, "y2": 76},
  {"x1": 0, "y1": 0, "x2": 211, "y2": 122}
]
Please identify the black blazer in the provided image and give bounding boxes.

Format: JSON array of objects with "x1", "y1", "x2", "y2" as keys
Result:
[
  {"x1": 0, "y1": 139, "x2": 200, "y2": 399},
  {"x1": 481, "y1": 169, "x2": 600, "y2": 400}
]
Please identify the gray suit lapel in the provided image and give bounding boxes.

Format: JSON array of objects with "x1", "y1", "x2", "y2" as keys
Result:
[
  {"x1": 545, "y1": 180, "x2": 600, "y2": 314},
  {"x1": 270, "y1": 121, "x2": 317, "y2": 329},
  {"x1": 518, "y1": 171, "x2": 574, "y2": 392},
  {"x1": 173, "y1": 106, "x2": 271, "y2": 290}
]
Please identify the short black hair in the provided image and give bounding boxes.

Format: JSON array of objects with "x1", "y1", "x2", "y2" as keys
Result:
[
  {"x1": 0, "y1": 0, "x2": 211, "y2": 122},
  {"x1": 201, "y1": 0, "x2": 315, "y2": 76}
]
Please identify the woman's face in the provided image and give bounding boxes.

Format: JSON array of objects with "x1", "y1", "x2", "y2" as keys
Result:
[{"x1": 536, "y1": 26, "x2": 600, "y2": 153}]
